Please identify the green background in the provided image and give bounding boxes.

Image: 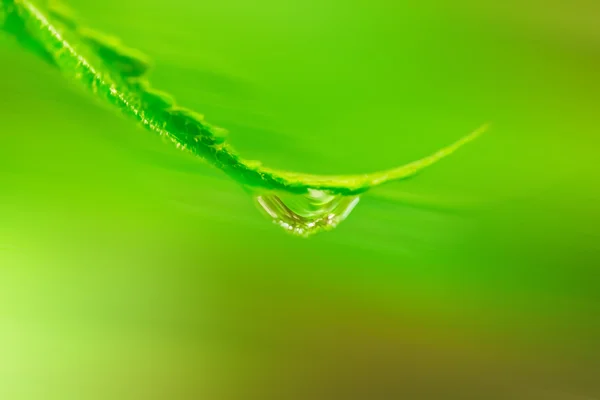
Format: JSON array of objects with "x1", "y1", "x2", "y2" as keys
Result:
[{"x1": 1, "y1": 0, "x2": 599, "y2": 398}]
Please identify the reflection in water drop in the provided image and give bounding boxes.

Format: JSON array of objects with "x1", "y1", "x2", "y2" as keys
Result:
[{"x1": 254, "y1": 189, "x2": 360, "y2": 237}]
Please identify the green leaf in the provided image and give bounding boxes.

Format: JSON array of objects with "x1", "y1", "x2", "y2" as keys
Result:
[{"x1": 1, "y1": 0, "x2": 488, "y2": 197}]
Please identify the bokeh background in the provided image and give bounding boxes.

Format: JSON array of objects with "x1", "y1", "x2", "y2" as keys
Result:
[{"x1": 1, "y1": 0, "x2": 599, "y2": 398}]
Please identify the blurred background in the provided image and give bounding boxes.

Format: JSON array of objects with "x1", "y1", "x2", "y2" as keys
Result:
[{"x1": 0, "y1": 0, "x2": 599, "y2": 398}]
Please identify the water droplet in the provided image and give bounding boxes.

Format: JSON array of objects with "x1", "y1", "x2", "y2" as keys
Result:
[{"x1": 254, "y1": 189, "x2": 360, "y2": 237}]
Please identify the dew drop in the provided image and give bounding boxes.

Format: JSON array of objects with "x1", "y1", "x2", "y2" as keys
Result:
[{"x1": 254, "y1": 189, "x2": 360, "y2": 237}]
